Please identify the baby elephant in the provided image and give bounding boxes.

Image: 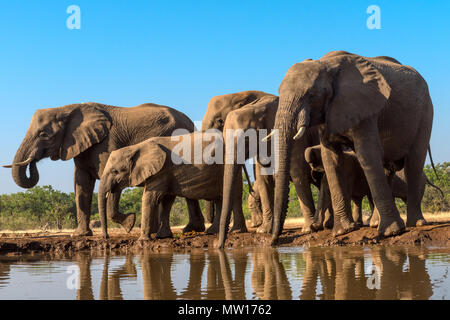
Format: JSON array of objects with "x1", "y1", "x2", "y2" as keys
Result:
[
  {"x1": 98, "y1": 131, "x2": 240, "y2": 240},
  {"x1": 305, "y1": 145, "x2": 444, "y2": 230}
]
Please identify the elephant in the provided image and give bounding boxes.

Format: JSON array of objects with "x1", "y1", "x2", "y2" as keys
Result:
[
  {"x1": 204, "y1": 91, "x2": 320, "y2": 240},
  {"x1": 4, "y1": 102, "x2": 205, "y2": 236},
  {"x1": 201, "y1": 91, "x2": 274, "y2": 233},
  {"x1": 305, "y1": 145, "x2": 445, "y2": 229},
  {"x1": 270, "y1": 50, "x2": 434, "y2": 243},
  {"x1": 217, "y1": 94, "x2": 320, "y2": 247},
  {"x1": 97, "y1": 131, "x2": 244, "y2": 239}
]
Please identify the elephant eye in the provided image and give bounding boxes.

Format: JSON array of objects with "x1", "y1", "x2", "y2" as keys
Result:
[
  {"x1": 39, "y1": 131, "x2": 49, "y2": 139},
  {"x1": 111, "y1": 169, "x2": 119, "y2": 175}
]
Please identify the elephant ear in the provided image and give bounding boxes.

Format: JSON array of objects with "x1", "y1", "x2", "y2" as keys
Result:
[
  {"x1": 304, "y1": 145, "x2": 323, "y2": 172},
  {"x1": 130, "y1": 141, "x2": 166, "y2": 186},
  {"x1": 326, "y1": 55, "x2": 392, "y2": 134},
  {"x1": 60, "y1": 104, "x2": 111, "y2": 160}
]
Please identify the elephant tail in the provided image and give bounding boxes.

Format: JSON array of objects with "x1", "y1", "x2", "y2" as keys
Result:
[
  {"x1": 428, "y1": 145, "x2": 439, "y2": 180},
  {"x1": 425, "y1": 177, "x2": 445, "y2": 199}
]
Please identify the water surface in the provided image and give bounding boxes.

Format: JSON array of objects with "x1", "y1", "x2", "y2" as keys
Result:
[{"x1": 0, "y1": 246, "x2": 448, "y2": 299}]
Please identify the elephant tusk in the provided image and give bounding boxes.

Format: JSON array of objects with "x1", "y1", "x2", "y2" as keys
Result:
[
  {"x1": 262, "y1": 131, "x2": 276, "y2": 142},
  {"x1": 293, "y1": 126, "x2": 306, "y2": 140},
  {"x1": 2, "y1": 157, "x2": 34, "y2": 168},
  {"x1": 105, "y1": 192, "x2": 109, "y2": 199}
]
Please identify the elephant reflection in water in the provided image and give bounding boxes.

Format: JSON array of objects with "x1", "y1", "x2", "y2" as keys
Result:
[
  {"x1": 205, "y1": 249, "x2": 248, "y2": 300},
  {"x1": 300, "y1": 247, "x2": 374, "y2": 300},
  {"x1": 371, "y1": 247, "x2": 433, "y2": 300},
  {"x1": 75, "y1": 252, "x2": 137, "y2": 300},
  {"x1": 99, "y1": 254, "x2": 137, "y2": 300},
  {"x1": 298, "y1": 247, "x2": 432, "y2": 300},
  {"x1": 251, "y1": 248, "x2": 292, "y2": 300}
]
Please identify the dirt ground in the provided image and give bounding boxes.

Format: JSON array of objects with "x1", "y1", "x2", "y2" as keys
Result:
[{"x1": 0, "y1": 213, "x2": 449, "y2": 255}]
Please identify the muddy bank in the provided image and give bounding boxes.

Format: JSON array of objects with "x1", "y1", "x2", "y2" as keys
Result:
[{"x1": 0, "y1": 220, "x2": 449, "y2": 255}]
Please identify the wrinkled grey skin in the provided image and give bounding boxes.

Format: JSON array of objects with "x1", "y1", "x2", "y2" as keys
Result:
[
  {"x1": 201, "y1": 91, "x2": 273, "y2": 233},
  {"x1": 271, "y1": 51, "x2": 433, "y2": 244},
  {"x1": 305, "y1": 145, "x2": 444, "y2": 229},
  {"x1": 216, "y1": 94, "x2": 320, "y2": 247},
  {"x1": 5, "y1": 102, "x2": 204, "y2": 236},
  {"x1": 98, "y1": 132, "x2": 242, "y2": 239}
]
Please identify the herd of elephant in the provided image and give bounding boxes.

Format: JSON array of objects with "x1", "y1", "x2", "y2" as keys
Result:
[{"x1": 4, "y1": 51, "x2": 439, "y2": 247}]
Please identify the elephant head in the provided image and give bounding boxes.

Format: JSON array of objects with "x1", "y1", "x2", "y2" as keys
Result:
[
  {"x1": 271, "y1": 51, "x2": 392, "y2": 243},
  {"x1": 201, "y1": 91, "x2": 271, "y2": 131},
  {"x1": 97, "y1": 141, "x2": 166, "y2": 238},
  {"x1": 4, "y1": 103, "x2": 111, "y2": 188}
]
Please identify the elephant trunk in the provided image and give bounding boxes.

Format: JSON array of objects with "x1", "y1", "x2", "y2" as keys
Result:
[
  {"x1": 271, "y1": 99, "x2": 309, "y2": 245},
  {"x1": 11, "y1": 138, "x2": 39, "y2": 189},
  {"x1": 217, "y1": 163, "x2": 240, "y2": 248},
  {"x1": 98, "y1": 180, "x2": 109, "y2": 239}
]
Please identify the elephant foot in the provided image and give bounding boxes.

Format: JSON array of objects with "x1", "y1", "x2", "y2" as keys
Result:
[
  {"x1": 156, "y1": 228, "x2": 173, "y2": 239},
  {"x1": 206, "y1": 223, "x2": 220, "y2": 235},
  {"x1": 182, "y1": 222, "x2": 205, "y2": 233},
  {"x1": 72, "y1": 226, "x2": 93, "y2": 237},
  {"x1": 250, "y1": 213, "x2": 263, "y2": 228},
  {"x1": 311, "y1": 222, "x2": 324, "y2": 231},
  {"x1": 120, "y1": 213, "x2": 136, "y2": 233},
  {"x1": 406, "y1": 217, "x2": 428, "y2": 228},
  {"x1": 369, "y1": 217, "x2": 379, "y2": 228},
  {"x1": 256, "y1": 223, "x2": 272, "y2": 234},
  {"x1": 138, "y1": 234, "x2": 151, "y2": 241},
  {"x1": 230, "y1": 224, "x2": 247, "y2": 234},
  {"x1": 377, "y1": 216, "x2": 405, "y2": 237},
  {"x1": 302, "y1": 221, "x2": 319, "y2": 234},
  {"x1": 332, "y1": 221, "x2": 358, "y2": 237}
]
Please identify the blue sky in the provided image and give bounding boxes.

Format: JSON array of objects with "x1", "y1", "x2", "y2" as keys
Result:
[{"x1": 0, "y1": 0, "x2": 449, "y2": 194}]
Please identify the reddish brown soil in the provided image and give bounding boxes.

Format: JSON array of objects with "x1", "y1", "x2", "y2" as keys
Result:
[{"x1": 0, "y1": 221, "x2": 448, "y2": 255}]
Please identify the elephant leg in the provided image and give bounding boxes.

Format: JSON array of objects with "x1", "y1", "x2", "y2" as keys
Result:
[
  {"x1": 291, "y1": 175, "x2": 317, "y2": 234},
  {"x1": 156, "y1": 195, "x2": 176, "y2": 239},
  {"x1": 255, "y1": 167, "x2": 274, "y2": 234},
  {"x1": 352, "y1": 119, "x2": 405, "y2": 237},
  {"x1": 352, "y1": 197, "x2": 364, "y2": 227},
  {"x1": 204, "y1": 200, "x2": 215, "y2": 224},
  {"x1": 370, "y1": 207, "x2": 380, "y2": 228},
  {"x1": 230, "y1": 172, "x2": 248, "y2": 233},
  {"x1": 140, "y1": 189, "x2": 160, "y2": 240},
  {"x1": 321, "y1": 145, "x2": 357, "y2": 236},
  {"x1": 182, "y1": 199, "x2": 206, "y2": 233},
  {"x1": 404, "y1": 143, "x2": 428, "y2": 227},
  {"x1": 73, "y1": 166, "x2": 95, "y2": 237},
  {"x1": 248, "y1": 182, "x2": 263, "y2": 228},
  {"x1": 366, "y1": 195, "x2": 379, "y2": 227},
  {"x1": 107, "y1": 189, "x2": 136, "y2": 233},
  {"x1": 313, "y1": 176, "x2": 333, "y2": 230},
  {"x1": 206, "y1": 199, "x2": 222, "y2": 235},
  {"x1": 323, "y1": 208, "x2": 334, "y2": 229}
]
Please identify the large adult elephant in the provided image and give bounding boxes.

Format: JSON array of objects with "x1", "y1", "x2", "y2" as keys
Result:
[
  {"x1": 4, "y1": 102, "x2": 205, "y2": 236},
  {"x1": 216, "y1": 95, "x2": 320, "y2": 247},
  {"x1": 201, "y1": 91, "x2": 272, "y2": 233},
  {"x1": 271, "y1": 51, "x2": 434, "y2": 243}
]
